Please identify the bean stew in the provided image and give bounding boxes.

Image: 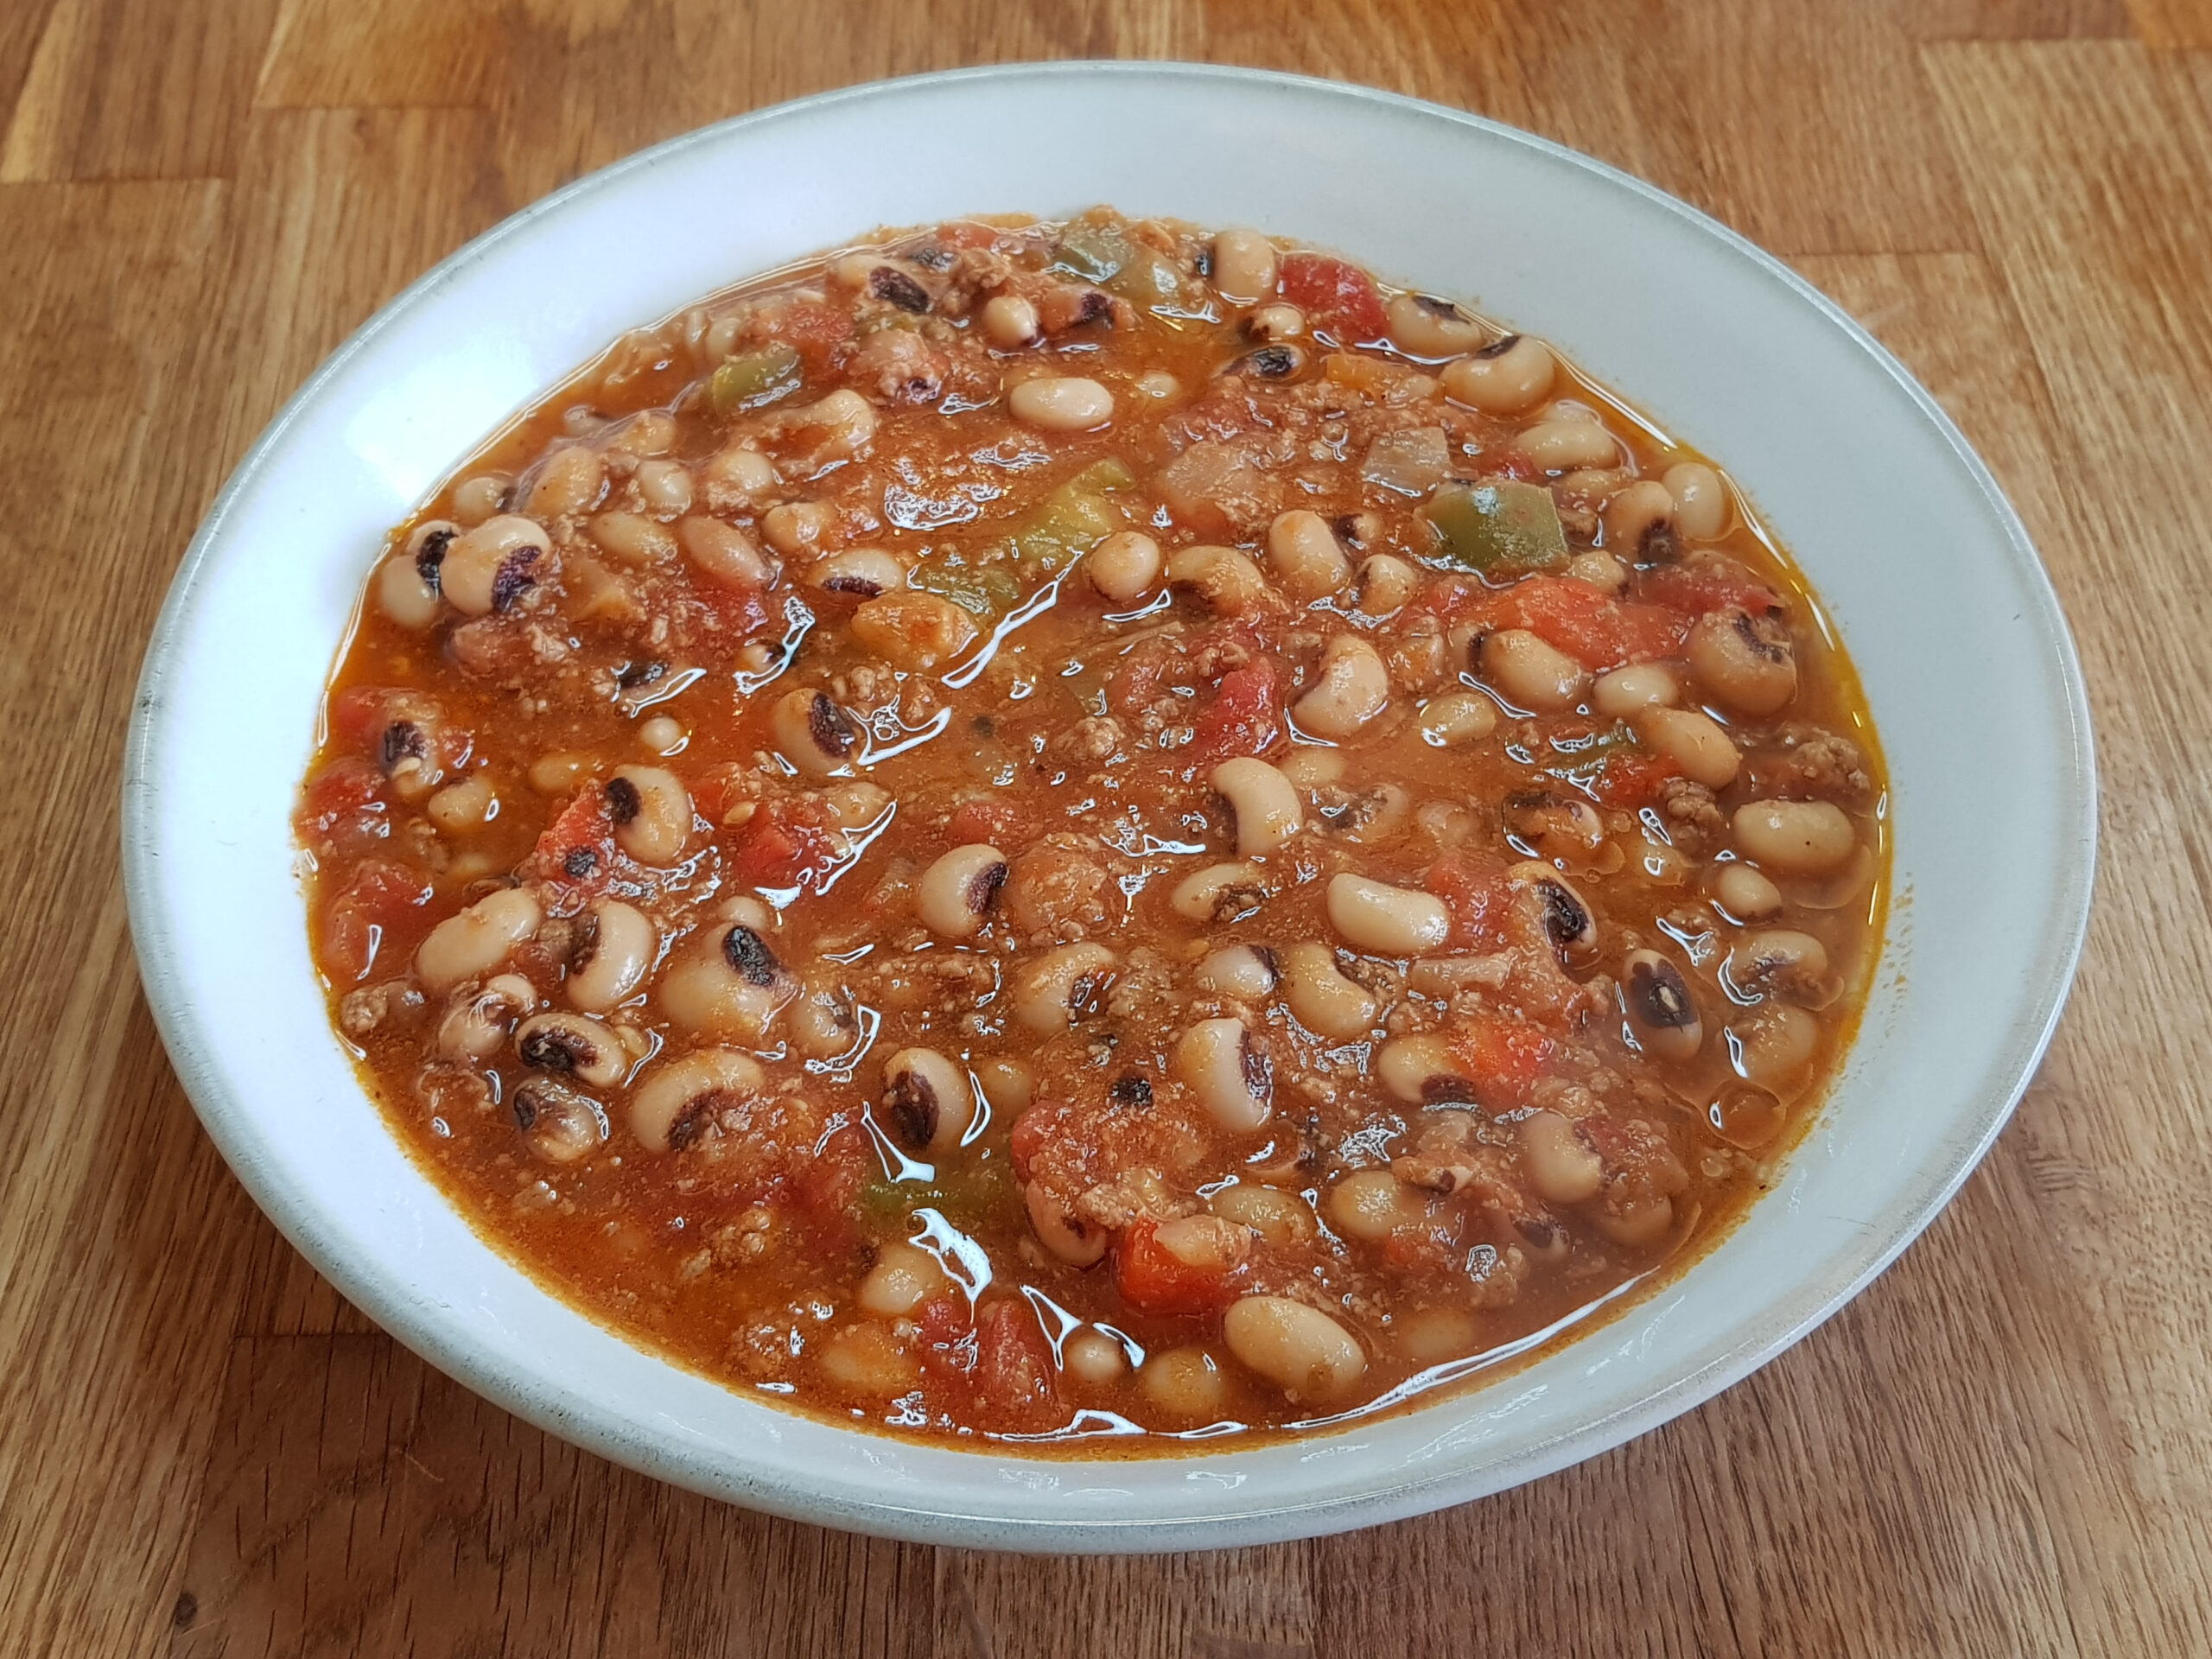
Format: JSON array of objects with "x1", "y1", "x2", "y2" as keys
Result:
[{"x1": 296, "y1": 211, "x2": 1886, "y2": 1445}]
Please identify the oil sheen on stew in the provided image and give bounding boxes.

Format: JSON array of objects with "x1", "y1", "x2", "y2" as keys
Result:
[{"x1": 298, "y1": 210, "x2": 1887, "y2": 1447}]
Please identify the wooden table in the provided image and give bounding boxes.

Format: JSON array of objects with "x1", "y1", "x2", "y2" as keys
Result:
[{"x1": 3, "y1": 1, "x2": 2207, "y2": 1652}]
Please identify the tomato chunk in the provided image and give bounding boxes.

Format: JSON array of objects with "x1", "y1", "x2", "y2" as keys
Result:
[
  {"x1": 1590, "y1": 750, "x2": 1681, "y2": 809},
  {"x1": 533, "y1": 783, "x2": 614, "y2": 887},
  {"x1": 1423, "y1": 849, "x2": 1515, "y2": 950},
  {"x1": 1186, "y1": 661, "x2": 1282, "y2": 763},
  {"x1": 1115, "y1": 1217, "x2": 1243, "y2": 1316},
  {"x1": 1446, "y1": 1016, "x2": 1556, "y2": 1109},
  {"x1": 1643, "y1": 560, "x2": 1783, "y2": 620},
  {"x1": 318, "y1": 858, "x2": 433, "y2": 982},
  {"x1": 1281, "y1": 253, "x2": 1388, "y2": 342},
  {"x1": 728, "y1": 799, "x2": 837, "y2": 889},
  {"x1": 1450, "y1": 576, "x2": 1686, "y2": 672},
  {"x1": 972, "y1": 1300, "x2": 1059, "y2": 1427}
]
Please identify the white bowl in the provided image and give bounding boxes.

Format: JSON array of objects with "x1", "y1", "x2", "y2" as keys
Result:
[{"x1": 123, "y1": 62, "x2": 2094, "y2": 1550}]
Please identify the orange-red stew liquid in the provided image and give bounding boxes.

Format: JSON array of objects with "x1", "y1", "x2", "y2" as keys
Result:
[{"x1": 297, "y1": 212, "x2": 1885, "y2": 1445}]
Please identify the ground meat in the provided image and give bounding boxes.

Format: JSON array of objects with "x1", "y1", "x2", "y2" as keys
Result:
[
  {"x1": 1765, "y1": 722, "x2": 1872, "y2": 803},
  {"x1": 1105, "y1": 945, "x2": 1179, "y2": 1026},
  {"x1": 849, "y1": 327, "x2": 947, "y2": 404},
  {"x1": 339, "y1": 981, "x2": 424, "y2": 1038},
  {"x1": 1657, "y1": 777, "x2": 1726, "y2": 850},
  {"x1": 1004, "y1": 839, "x2": 1113, "y2": 942},
  {"x1": 1048, "y1": 715, "x2": 1124, "y2": 769}
]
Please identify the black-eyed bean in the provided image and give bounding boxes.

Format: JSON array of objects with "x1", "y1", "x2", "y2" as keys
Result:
[
  {"x1": 1208, "y1": 1183, "x2": 1315, "y2": 1247},
  {"x1": 1385, "y1": 293, "x2": 1484, "y2": 357},
  {"x1": 1621, "y1": 947, "x2": 1703, "y2": 1062},
  {"x1": 1729, "y1": 1003, "x2": 1821, "y2": 1086},
  {"x1": 1007, "y1": 375, "x2": 1114, "y2": 431},
  {"x1": 816, "y1": 1324, "x2": 920, "y2": 1395},
  {"x1": 762, "y1": 501, "x2": 836, "y2": 556},
  {"x1": 1636, "y1": 705, "x2": 1742, "y2": 788},
  {"x1": 511, "y1": 1077, "x2": 607, "y2": 1165},
  {"x1": 607, "y1": 410, "x2": 677, "y2": 458},
  {"x1": 1170, "y1": 861, "x2": 1269, "y2": 924},
  {"x1": 974, "y1": 1056, "x2": 1034, "y2": 1116},
  {"x1": 679, "y1": 517, "x2": 776, "y2": 590},
  {"x1": 702, "y1": 443, "x2": 776, "y2": 504},
  {"x1": 1174, "y1": 1016, "x2": 1272, "y2": 1132},
  {"x1": 435, "y1": 973, "x2": 537, "y2": 1061},
  {"x1": 629, "y1": 1046, "x2": 766, "y2": 1152},
  {"x1": 441, "y1": 516, "x2": 550, "y2": 617},
  {"x1": 1210, "y1": 228, "x2": 1279, "y2": 304},
  {"x1": 1294, "y1": 635, "x2": 1390, "y2": 739},
  {"x1": 1278, "y1": 747, "x2": 1344, "y2": 791},
  {"x1": 1602, "y1": 479, "x2": 1680, "y2": 562},
  {"x1": 658, "y1": 925, "x2": 792, "y2": 1042},
  {"x1": 1135, "y1": 370, "x2": 1180, "y2": 401},
  {"x1": 1010, "y1": 943, "x2": 1117, "y2": 1034},
  {"x1": 606, "y1": 765, "x2": 690, "y2": 864},
  {"x1": 1732, "y1": 798, "x2": 1856, "y2": 874},
  {"x1": 981, "y1": 293, "x2": 1042, "y2": 349},
  {"x1": 634, "y1": 459, "x2": 693, "y2": 514},
  {"x1": 1166, "y1": 544, "x2": 1274, "y2": 615},
  {"x1": 525, "y1": 446, "x2": 605, "y2": 520},
  {"x1": 1139, "y1": 1346, "x2": 1231, "y2": 1422},
  {"x1": 566, "y1": 899, "x2": 656, "y2": 1012},
  {"x1": 1565, "y1": 550, "x2": 1630, "y2": 594},
  {"x1": 1026, "y1": 1182, "x2": 1109, "y2": 1266},
  {"x1": 1687, "y1": 607, "x2": 1797, "y2": 715},
  {"x1": 516, "y1": 1010, "x2": 629, "y2": 1089},
  {"x1": 450, "y1": 474, "x2": 510, "y2": 525},
  {"x1": 1516, "y1": 415, "x2": 1618, "y2": 474},
  {"x1": 1326, "y1": 1168, "x2": 1429, "y2": 1242},
  {"x1": 856, "y1": 1241, "x2": 952, "y2": 1318},
  {"x1": 1440, "y1": 334, "x2": 1555, "y2": 415},
  {"x1": 771, "y1": 688, "x2": 863, "y2": 779},
  {"x1": 1223, "y1": 1295, "x2": 1366, "y2": 1402},
  {"x1": 416, "y1": 887, "x2": 543, "y2": 992},
  {"x1": 1061, "y1": 1326, "x2": 1131, "y2": 1383},
  {"x1": 425, "y1": 773, "x2": 498, "y2": 835},
  {"x1": 1353, "y1": 554, "x2": 1421, "y2": 618},
  {"x1": 1663, "y1": 461, "x2": 1726, "y2": 539},
  {"x1": 1519, "y1": 1110, "x2": 1605, "y2": 1205},
  {"x1": 1592, "y1": 662, "x2": 1679, "y2": 718},
  {"x1": 1419, "y1": 690, "x2": 1497, "y2": 747},
  {"x1": 1325, "y1": 874, "x2": 1450, "y2": 956},
  {"x1": 1712, "y1": 861, "x2": 1783, "y2": 921},
  {"x1": 1726, "y1": 929, "x2": 1832, "y2": 1003},
  {"x1": 914, "y1": 844, "x2": 1008, "y2": 938},
  {"x1": 1264, "y1": 510, "x2": 1351, "y2": 602},
  {"x1": 1374, "y1": 1033, "x2": 1469, "y2": 1104},
  {"x1": 1278, "y1": 942, "x2": 1382, "y2": 1040},
  {"x1": 1478, "y1": 628, "x2": 1588, "y2": 711},
  {"x1": 1194, "y1": 943, "x2": 1278, "y2": 1001},
  {"x1": 379, "y1": 520, "x2": 456, "y2": 628},
  {"x1": 880, "y1": 1047, "x2": 976, "y2": 1154},
  {"x1": 1086, "y1": 530, "x2": 1162, "y2": 603},
  {"x1": 1247, "y1": 302, "x2": 1305, "y2": 341},
  {"x1": 809, "y1": 547, "x2": 907, "y2": 597},
  {"x1": 528, "y1": 753, "x2": 592, "y2": 794},
  {"x1": 788, "y1": 979, "x2": 859, "y2": 1059},
  {"x1": 1509, "y1": 861, "x2": 1600, "y2": 966},
  {"x1": 1212, "y1": 758, "x2": 1301, "y2": 856},
  {"x1": 590, "y1": 510, "x2": 677, "y2": 566},
  {"x1": 639, "y1": 715, "x2": 685, "y2": 756}
]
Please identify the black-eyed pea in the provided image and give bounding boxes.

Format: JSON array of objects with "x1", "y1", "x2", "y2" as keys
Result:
[
  {"x1": 880, "y1": 1046, "x2": 975, "y2": 1155},
  {"x1": 1265, "y1": 510, "x2": 1351, "y2": 602},
  {"x1": 1007, "y1": 374, "x2": 1114, "y2": 431},
  {"x1": 857, "y1": 1241, "x2": 951, "y2": 1318},
  {"x1": 1385, "y1": 293, "x2": 1484, "y2": 357},
  {"x1": 761, "y1": 501, "x2": 837, "y2": 557},
  {"x1": 450, "y1": 474, "x2": 510, "y2": 525},
  {"x1": 1224, "y1": 1294, "x2": 1366, "y2": 1402},
  {"x1": 441, "y1": 516, "x2": 550, "y2": 617},
  {"x1": 658, "y1": 925, "x2": 791, "y2": 1044},
  {"x1": 1732, "y1": 799, "x2": 1856, "y2": 874},
  {"x1": 1478, "y1": 628, "x2": 1587, "y2": 711},
  {"x1": 1712, "y1": 861, "x2": 1783, "y2": 921},
  {"x1": 1170, "y1": 861, "x2": 1269, "y2": 925},
  {"x1": 1663, "y1": 461, "x2": 1727, "y2": 539},
  {"x1": 974, "y1": 1056, "x2": 1034, "y2": 1116},
  {"x1": 915, "y1": 844, "x2": 1008, "y2": 938},
  {"x1": 1209, "y1": 1183, "x2": 1315, "y2": 1248},
  {"x1": 511, "y1": 1077, "x2": 607, "y2": 1165},
  {"x1": 1726, "y1": 929, "x2": 1832, "y2": 1004},
  {"x1": 771, "y1": 689, "x2": 863, "y2": 779},
  {"x1": 1062, "y1": 1326, "x2": 1130, "y2": 1383},
  {"x1": 1212, "y1": 758, "x2": 1301, "y2": 857},
  {"x1": 436, "y1": 973, "x2": 537, "y2": 1061},
  {"x1": 702, "y1": 442, "x2": 775, "y2": 504},
  {"x1": 628, "y1": 1046, "x2": 766, "y2": 1152},
  {"x1": 1419, "y1": 690, "x2": 1497, "y2": 747},
  {"x1": 1246, "y1": 302, "x2": 1305, "y2": 341},
  {"x1": 1597, "y1": 1199, "x2": 1676, "y2": 1249},
  {"x1": 808, "y1": 546, "x2": 907, "y2": 597},
  {"x1": 1293, "y1": 635, "x2": 1390, "y2": 739},
  {"x1": 1139, "y1": 1346, "x2": 1231, "y2": 1422},
  {"x1": 1353, "y1": 555, "x2": 1421, "y2": 618},
  {"x1": 1278, "y1": 942, "x2": 1381, "y2": 1041},
  {"x1": 1592, "y1": 662, "x2": 1679, "y2": 718},
  {"x1": 817, "y1": 1324, "x2": 920, "y2": 1395},
  {"x1": 1687, "y1": 607, "x2": 1797, "y2": 715},
  {"x1": 591, "y1": 510, "x2": 677, "y2": 567},
  {"x1": 528, "y1": 752, "x2": 593, "y2": 794},
  {"x1": 634, "y1": 459, "x2": 693, "y2": 515},
  {"x1": 981, "y1": 293, "x2": 1042, "y2": 350},
  {"x1": 1174, "y1": 1016, "x2": 1272, "y2": 1132},
  {"x1": 1602, "y1": 480, "x2": 1681, "y2": 562},
  {"x1": 566, "y1": 899, "x2": 655, "y2": 1013},
  {"x1": 516, "y1": 1010, "x2": 628, "y2": 1089},
  {"x1": 606, "y1": 766, "x2": 690, "y2": 864},
  {"x1": 1509, "y1": 861, "x2": 1600, "y2": 965},
  {"x1": 1636, "y1": 705, "x2": 1741, "y2": 789},
  {"x1": 416, "y1": 887, "x2": 543, "y2": 993},
  {"x1": 425, "y1": 773, "x2": 498, "y2": 835},
  {"x1": 1516, "y1": 415, "x2": 1618, "y2": 473},
  {"x1": 1010, "y1": 943, "x2": 1117, "y2": 1034},
  {"x1": 679, "y1": 517, "x2": 776, "y2": 590},
  {"x1": 785, "y1": 389, "x2": 877, "y2": 460},
  {"x1": 787, "y1": 979, "x2": 859, "y2": 1059},
  {"x1": 1086, "y1": 530, "x2": 1162, "y2": 604},
  {"x1": 607, "y1": 410, "x2": 677, "y2": 459},
  {"x1": 1325, "y1": 874, "x2": 1450, "y2": 956},
  {"x1": 379, "y1": 520, "x2": 456, "y2": 628},
  {"x1": 1519, "y1": 1110, "x2": 1604, "y2": 1205},
  {"x1": 1194, "y1": 943, "x2": 1278, "y2": 1001},
  {"x1": 1026, "y1": 1183, "x2": 1109, "y2": 1266},
  {"x1": 1440, "y1": 334, "x2": 1555, "y2": 415},
  {"x1": 1621, "y1": 947, "x2": 1703, "y2": 1063},
  {"x1": 1730, "y1": 1001, "x2": 1821, "y2": 1089},
  {"x1": 1374, "y1": 1033, "x2": 1467, "y2": 1105},
  {"x1": 525, "y1": 446, "x2": 607, "y2": 519},
  {"x1": 1565, "y1": 550, "x2": 1630, "y2": 594},
  {"x1": 1395, "y1": 1306, "x2": 1478, "y2": 1364},
  {"x1": 1210, "y1": 228, "x2": 1279, "y2": 304},
  {"x1": 639, "y1": 715, "x2": 684, "y2": 756},
  {"x1": 1167, "y1": 544, "x2": 1275, "y2": 615},
  {"x1": 1326, "y1": 1168, "x2": 1429, "y2": 1242}
]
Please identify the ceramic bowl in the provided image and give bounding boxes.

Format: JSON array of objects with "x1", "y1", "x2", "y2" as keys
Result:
[{"x1": 123, "y1": 62, "x2": 2094, "y2": 1550}]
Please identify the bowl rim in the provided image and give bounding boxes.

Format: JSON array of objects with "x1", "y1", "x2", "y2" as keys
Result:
[{"x1": 121, "y1": 59, "x2": 2098, "y2": 1549}]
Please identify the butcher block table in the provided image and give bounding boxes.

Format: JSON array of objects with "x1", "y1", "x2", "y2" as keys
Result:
[{"x1": 3, "y1": 0, "x2": 2208, "y2": 1652}]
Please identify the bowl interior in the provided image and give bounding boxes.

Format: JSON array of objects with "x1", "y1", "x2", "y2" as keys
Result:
[{"x1": 124, "y1": 63, "x2": 2093, "y2": 1551}]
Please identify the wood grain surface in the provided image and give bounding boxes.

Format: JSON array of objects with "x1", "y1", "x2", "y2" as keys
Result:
[{"x1": 2, "y1": 3, "x2": 2207, "y2": 1654}]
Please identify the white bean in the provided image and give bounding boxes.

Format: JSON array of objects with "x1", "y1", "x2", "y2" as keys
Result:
[
  {"x1": 1174, "y1": 1016, "x2": 1272, "y2": 1132},
  {"x1": 415, "y1": 887, "x2": 542, "y2": 992},
  {"x1": 1277, "y1": 942, "x2": 1381, "y2": 1040},
  {"x1": 1732, "y1": 800, "x2": 1856, "y2": 875},
  {"x1": 1294, "y1": 636, "x2": 1390, "y2": 739},
  {"x1": 915, "y1": 844, "x2": 1008, "y2": 939},
  {"x1": 1479, "y1": 629, "x2": 1587, "y2": 711},
  {"x1": 1325, "y1": 874, "x2": 1450, "y2": 956},
  {"x1": 1637, "y1": 705, "x2": 1741, "y2": 788},
  {"x1": 856, "y1": 1241, "x2": 951, "y2": 1318},
  {"x1": 1592, "y1": 662, "x2": 1679, "y2": 717},
  {"x1": 1211, "y1": 229, "x2": 1280, "y2": 304},
  {"x1": 1007, "y1": 375, "x2": 1114, "y2": 431},
  {"x1": 1265, "y1": 510, "x2": 1351, "y2": 602},
  {"x1": 1086, "y1": 530, "x2": 1163, "y2": 603},
  {"x1": 1223, "y1": 1295, "x2": 1366, "y2": 1401},
  {"x1": 1213, "y1": 758, "x2": 1302, "y2": 856}
]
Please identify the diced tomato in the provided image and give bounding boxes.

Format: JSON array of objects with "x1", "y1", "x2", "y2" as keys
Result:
[
  {"x1": 1446, "y1": 1015, "x2": 1556, "y2": 1109},
  {"x1": 690, "y1": 585, "x2": 770, "y2": 647},
  {"x1": 533, "y1": 783, "x2": 614, "y2": 886},
  {"x1": 1186, "y1": 661, "x2": 1281, "y2": 762},
  {"x1": 1590, "y1": 750, "x2": 1681, "y2": 809},
  {"x1": 1281, "y1": 253, "x2": 1388, "y2": 342},
  {"x1": 1423, "y1": 848, "x2": 1514, "y2": 951},
  {"x1": 319, "y1": 858, "x2": 433, "y2": 982},
  {"x1": 790, "y1": 1124, "x2": 871, "y2": 1249},
  {"x1": 299, "y1": 757, "x2": 384, "y2": 831},
  {"x1": 972, "y1": 1300, "x2": 1059, "y2": 1427},
  {"x1": 769, "y1": 299, "x2": 853, "y2": 372},
  {"x1": 1446, "y1": 577, "x2": 1686, "y2": 672},
  {"x1": 1115, "y1": 1217, "x2": 1241, "y2": 1316},
  {"x1": 328, "y1": 686, "x2": 390, "y2": 747},
  {"x1": 688, "y1": 765, "x2": 751, "y2": 830},
  {"x1": 1008, "y1": 1100, "x2": 1071, "y2": 1185},
  {"x1": 1643, "y1": 560, "x2": 1783, "y2": 619},
  {"x1": 946, "y1": 798, "x2": 1029, "y2": 849},
  {"x1": 728, "y1": 799, "x2": 837, "y2": 890}
]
